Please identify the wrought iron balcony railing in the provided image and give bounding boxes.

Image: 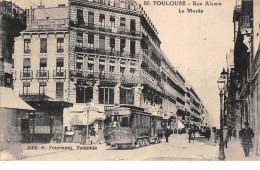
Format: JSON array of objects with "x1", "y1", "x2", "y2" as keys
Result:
[
  {"x1": 20, "y1": 70, "x2": 33, "y2": 80},
  {"x1": 36, "y1": 70, "x2": 49, "y2": 79},
  {"x1": 69, "y1": 70, "x2": 141, "y2": 84},
  {"x1": 75, "y1": 46, "x2": 140, "y2": 59},
  {"x1": 53, "y1": 70, "x2": 66, "y2": 79},
  {"x1": 70, "y1": 21, "x2": 141, "y2": 37}
]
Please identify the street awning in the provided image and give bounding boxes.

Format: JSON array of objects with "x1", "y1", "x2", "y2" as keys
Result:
[
  {"x1": 177, "y1": 120, "x2": 185, "y2": 129},
  {"x1": 0, "y1": 87, "x2": 35, "y2": 111},
  {"x1": 70, "y1": 111, "x2": 105, "y2": 126}
]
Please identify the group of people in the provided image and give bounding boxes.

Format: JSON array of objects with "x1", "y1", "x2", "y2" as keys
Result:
[
  {"x1": 80, "y1": 127, "x2": 104, "y2": 145},
  {"x1": 213, "y1": 123, "x2": 255, "y2": 157}
]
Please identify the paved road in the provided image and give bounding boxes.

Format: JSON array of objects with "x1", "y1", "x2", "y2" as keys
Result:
[{"x1": 21, "y1": 134, "x2": 218, "y2": 161}]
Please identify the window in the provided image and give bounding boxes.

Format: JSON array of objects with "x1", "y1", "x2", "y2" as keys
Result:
[
  {"x1": 99, "y1": 64, "x2": 105, "y2": 75},
  {"x1": 99, "y1": 87, "x2": 114, "y2": 104},
  {"x1": 120, "y1": 17, "x2": 126, "y2": 27},
  {"x1": 24, "y1": 39, "x2": 31, "y2": 53},
  {"x1": 110, "y1": 37, "x2": 115, "y2": 52},
  {"x1": 130, "y1": 19, "x2": 136, "y2": 33},
  {"x1": 57, "y1": 38, "x2": 64, "y2": 53},
  {"x1": 120, "y1": 67, "x2": 125, "y2": 74},
  {"x1": 23, "y1": 58, "x2": 30, "y2": 77},
  {"x1": 76, "y1": 86, "x2": 93, "y2": 103},
  {"x1": 77, "y1": 9, "x2": 84, "y2": 26},
  {"x1": 99, "y1": 14, "x2": 105, "y2": 27},
  {"x1": 88, "y1": 63, "x2": 94, "y2": 73},
  {"x1": 109, "y1": 66, "x2": 115, "y2": 73},
  {"x1": 110, "y1": 16, "x2": 115, "y2": 28},
  {"x1": 40, "y1": 58, "x2": 47, "y2": 70},
  {"x1": 40, "y1": 38, "x2": 47, "y2": 53},
  {"x1": 12, "y1": 58, "x2": 14, "y2": 68},
  {"x1": 56, "y1": 58, "x2": 64, "y2": 77},
  {"x1": 130, "y1": 68, "x2": 136, "y2": 75},
  {"x1": 120, "y1": 39, "x2": 126, "y2": 53},
  {"x1": 56, "y1": 82, "x2": 64, "y2": 100},
  {"x1": 88, "y1": 34, "x2": 94, "y2": 48},
  {"x1": 39, "y1": 58, "x2": 47, "y2": 77},
  {"x1": 76, "y1": 33, "x2": 83, "y2": 47},
  {"x1": 120, "y1": 88, "x2": 134, "y2": 105},
  {"x1": 99, "y1": 36, "x2": 105, "y2": 50},
  {"x1": 39, "y1": 82, "x2": 46, "y2": 94},
  {"x1": 130, "y1": 40, "x2": 135, "y2": 56},
  {"x1": 88, "y1": 12, "x2": 94, "y2": 27},
  {"x1": 23, "y1": 82, "x2": 30, "y2": 94}
]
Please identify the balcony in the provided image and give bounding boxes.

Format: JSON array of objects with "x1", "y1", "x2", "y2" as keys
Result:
[
  {"x1": 70, "y1": 21, "x2": 141, "y2": 37},
  {"x1": 20, "y1": 70, "x2": 33, "y2": 80},
  {"x1": 141, "y1": 50, "x2": 161, "y2": 72},
  {"x1": 75, "y1": 46, "x2": 140, "y2": 59},
  {"x1": 53, "y1": 70, "x2": 66, "y2": 79},
  {"x1": 36, "y1": 70, "x2": 49, "y2": 79},
  {"x1": 69, "y1": 70, "x2": 141, "y2": 84}
]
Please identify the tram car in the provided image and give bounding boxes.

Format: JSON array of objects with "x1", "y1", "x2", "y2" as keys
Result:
[{"x1": 104, "y1": 105, "x2": 165, "y2": 148}]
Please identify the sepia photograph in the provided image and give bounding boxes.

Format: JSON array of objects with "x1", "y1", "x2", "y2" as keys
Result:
[{"x1": 0, "y1": 0, "x2": 259, "y2": 162}]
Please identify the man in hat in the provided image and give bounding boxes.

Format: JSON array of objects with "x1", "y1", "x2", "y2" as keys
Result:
[{"x1": 239, "y1": 122, "x2": 255, "y2": 157}]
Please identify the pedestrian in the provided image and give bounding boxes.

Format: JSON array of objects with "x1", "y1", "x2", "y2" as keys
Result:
[
  {"x1": 90, "y1": 127, "x2": 96, "y2": 145},
  {"x1": 223, "y1": 126, "x2": 229, "y2": 148},
  {"x1": 232, "y1": 127, "x2": 237, "y2": 139},
  {"x1": 228, "y1": 126, "x2": 233, "y2": 140},
  {"x1": 165, "y1": 127, "x2": 170, "y2": 143},
  {"x1": 188, "y1": 127, "x2": 192, "y2": 143},
  {"x1": 239, "y1": 122, "x2": 255, "y2": 157},
  {"x1": 205, "y1": 127, "x2": 211, "y2": 140}
]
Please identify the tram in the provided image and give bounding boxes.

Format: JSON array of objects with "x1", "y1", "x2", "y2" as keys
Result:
[{"x1": 104, "y1": 105, "x2": 165, "y2": 149}]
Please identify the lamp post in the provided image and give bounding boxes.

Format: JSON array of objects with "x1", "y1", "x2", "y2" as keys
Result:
[
  {"x1": 86, "y1": 103, "x2": 90, "y2": 145},
  {"x1": 217, "y1": 73, "x2": 226, "y2": 160}
]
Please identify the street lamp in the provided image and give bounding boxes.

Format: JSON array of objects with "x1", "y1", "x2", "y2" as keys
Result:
[
  {"x1": 217, "y1": 74, "x2": 226, "y2": 160},
  {"x1": 85, "y1": 103, "x2": 91, "y2": 145}
]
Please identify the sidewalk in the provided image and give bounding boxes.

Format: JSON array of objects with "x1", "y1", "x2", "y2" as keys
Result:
[{"x1": 224, "y1": 138, "x2": 260, "y2": 161}]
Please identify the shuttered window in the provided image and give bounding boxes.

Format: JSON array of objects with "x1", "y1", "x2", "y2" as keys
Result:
[
  {"x1": 40, "y1": 58, "x2": 47, "y2": 68},
  {"x1": 56, "y1": 82, "x2": 64, "y2": 100},
  {"x1": 23, "y1": 58, "x2": 30, "y2": 68},
  {"x1": 40, "y1": 38, "x2": 47, "y2": 53},
  {"x1": 99, "y1": 36, "x2": 105, "y2": 49},
  {"x1": 88, "y1": 12, "x2": 94, "y2": 25}
]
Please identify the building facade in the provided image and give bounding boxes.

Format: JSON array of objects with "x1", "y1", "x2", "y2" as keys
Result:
[
  {"x1": 12, "y1": 0, "x2": 209, "y2": 142},
  {"x1": 227, "y1": 0, "x2": 260, "y2": 155},
  {"x1": 0, "y1": 1, "x2": 25, "y2": 87}
]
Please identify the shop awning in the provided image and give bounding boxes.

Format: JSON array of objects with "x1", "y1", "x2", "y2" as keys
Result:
[
  {"x1": 0, "y1": 87, "x2": 35, "y2": 111},
  {"x1": 177, "y1": 120, "x2": 185, "y2": 129},
  {"x1": 70, "y1": 111, "x2": 105, "y2": 126}
]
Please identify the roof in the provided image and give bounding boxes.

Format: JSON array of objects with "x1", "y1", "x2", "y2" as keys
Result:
[{"x1": 0, "y1": 87, "x2": 35, "y2": 111}]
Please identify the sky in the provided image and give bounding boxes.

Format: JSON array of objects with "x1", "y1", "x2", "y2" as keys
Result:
[{"x1": 9, "y1": 0, "x2": 236, "y2": 127}]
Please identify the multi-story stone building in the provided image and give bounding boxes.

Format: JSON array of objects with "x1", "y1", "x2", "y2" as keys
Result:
[
  {"x1": 0, "y1": 1, "x2": 25, "y2": 87},
  {"x1": 12, "y1": 0, "x2": 209, "y2": 142},
  {"x1": 227, "y1": 0, "x2": 260, "y2": 155},
  {"x1": 12, "y1": 4, "x2": 73, "y2": 142}
]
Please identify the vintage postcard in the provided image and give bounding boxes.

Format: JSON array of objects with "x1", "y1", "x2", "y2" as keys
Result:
[{"x1": 0, "y1": 0, "x2": 259, "y2": 161}]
